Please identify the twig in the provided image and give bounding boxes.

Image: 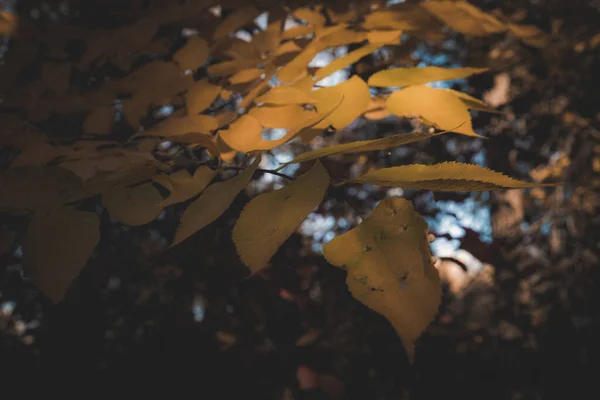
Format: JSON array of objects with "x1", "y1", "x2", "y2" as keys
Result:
[{"x1": 220, "y1": 165, "x2": 295, "y2": 181}]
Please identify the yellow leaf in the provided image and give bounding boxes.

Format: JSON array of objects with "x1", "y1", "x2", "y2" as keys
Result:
[
  {"x1": 173, "y1": 36, "x2": 209, "y2": 70},
  {"x1": 254, "y1": 86, "x2": 321, "y2": 106},
  {"x1": 363, "y1": 9, "x2": 431, "y2": 31},
  {"x1": 0, "y1": 166, "x2": 85, "y2": 213},
  {"x1": 83, "y1": 106, "x2": 116, "y2": 135},
  {"x1": 145, "y1": 115, "x2": 220, "y2": 137},
  {"x1": 280, "y1": 131, "x2": 446, "y2": 167},
  {"x1": 233, "y1": 161, "x2": 329, "y2": 273},
  {"x1": 220, "y1": 37, "x2": 262, "y2": 60},
  {"x1": 318, "y1": 29, "x2": 367, "y2": 47},
  {"x1": 422, "y1": 1, "x2": 506, "y2": 36},
  {"x1": 219, "y1": 114, "x2": 263, "y2": 153},
  {"x1": 385, "y1": 85, "x2": 479, "y2": 137},
  {"x1": 212, "y1": 6, "x2": 261, "y2": 41},
  {"x1": 293, "y1": 8, "x2": 326, "y2": 26},
  {"x1": 229, "y1": 68, "x2": 264, "y2": 84},
  {"x1": 102, "y1": 183, "x2": 163, "y2": 226},
  {"x1": 24, "y1": 207, "x2": 100, "y2": 303},
  {"x1": 171, "y1": 156, "x2": 261, "y2": 247},
  {"x1": 368, "y1": 66, "x2": 487, "y2": 87},
  {"x1": 186, "y1": 79, "x2": 222, "y2": 115},
  {"x1": 323, "y1": 197, "x2": 441, "y2": 361},
  {"x1": 366, "y1": 30, "x2": 403, "y2": 44},
  {"x1": 253, "y1": 20, "x2": 282, "y2": 56},
  {"x1": 314, "y1": 43, "x2": 383, "y2": 82},
  {"x1": 153, "y1": 167, "x2": 217, "y2": 206},
  {"x1": 342, "y1": 162, "x2": 558, "y2": 191},
  {"x1": 277, "y1": 43, "x2": 320, "y2": 84}
]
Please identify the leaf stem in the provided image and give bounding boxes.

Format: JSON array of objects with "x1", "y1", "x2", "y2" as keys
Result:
[{"x1": 221, "y1": 166, "x2": 295, "y2": 181}]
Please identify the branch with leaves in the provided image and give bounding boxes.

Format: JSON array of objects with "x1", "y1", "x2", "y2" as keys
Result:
[{"x1": 0, "y1": 0, "x2": 555, "y2": 362}]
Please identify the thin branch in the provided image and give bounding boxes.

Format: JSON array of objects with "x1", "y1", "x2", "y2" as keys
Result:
[{"x1": 220, "y1": 166, "x2": 295, "y2": 181}]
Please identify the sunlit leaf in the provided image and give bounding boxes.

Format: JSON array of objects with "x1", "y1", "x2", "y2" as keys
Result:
[
  {"x1": 445, "y1": 89, "x2": 500, "y2": 113},
  {"x1": 207, "y1": 59, "x2": 261, "y2": 76},
  {"x1": 24, "y1": 207, "x2": 99, "y2": 303},
  {"x1": 212, "y1": 6, "x2": 261, "y2": 42},
  {"x1": 171, "y1": 156, "x2": 261, "y2": 247},
  {"x1": 277, "y1": 43, "x2": 320, "y2": 84},
  {"x1": 280, "y1": 25, "x2": 316, "y2": 40},
  {"x1": 385, "y1": 85, "x2": 479, "y2": 137},
  {"x1": 102, "y1": 183, "x2": 163, "y2": 226},
  {"x1": 323, "y1": 197, "x2": 441, "y2": 361},
  {"x1": 341, "y1": 162, "x2": 558, "y2": 191},
  {"x1": 314, "y1": 43, "x2": 383, "y2": 82},
  {"x1": 280, "y1": 130, "x2": 446, "y2": 167},
  {"x1": 368, "y1": 66, "x2": 487, "y2": 87},
  {"x1": 363, "y1": 96, "x2": 391, "y2": 120},
  {"x1": 249, "y1": 104, "x2": 315, "y2": 129},
  {"x1": 233, "y1": 161, "x2": 329, "y2": 273},
  {"x1": 173, "y1": 36, "x2": 209, "y2": 70},
  {"x1": 153, "y1": 167, "x2": 217, "y2": 207},
  {"x1": 186, "y1": 79, "x2": 222, "y2": 115},
  {"x1": 362, "y1": 8, "x2": 432, "y2": 31},
  {"x1": 422, "y1": 1, "x2": 506, "y2": 36}
]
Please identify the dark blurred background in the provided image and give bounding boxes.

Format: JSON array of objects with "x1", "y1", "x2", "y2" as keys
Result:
[{"x1": 1, "y1": 0, "x2": 599, "y2": 399}]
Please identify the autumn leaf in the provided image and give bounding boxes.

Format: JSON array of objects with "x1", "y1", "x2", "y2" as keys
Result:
[
  {"x1": 102, "y1": 183, "x2": 163, "y2": 226},
  {"x1": 153, "y1": 167, "x2": 217, "y2": 207},
  {"x1": 0, "y1": 11, "x2": 17, "y2": 36},
  {"x1": 212, "y1": 6, "x2": 261, "y2": 42},
  {"x1": 171, "y1": 156, "x2": 261, "y2": 247},
  {"x1": 368, "y1": 66, "x2": 487, "y2": 87},
  {"x1": 385, "y1": 85, "x2": 479, "y2": 137},
  {"x1": 143, "y1": 115, "x2": 220, "y2": 138},
  {"x1": 218, "y1": 114, "x2": 263, "y2": 153},
  {"x1": 366, "y1": 30, "x2": 403, "y2": 45},
  {"x1": 173, "y1": 36, "x2": 209, "y2": 71},
  {"x1": 24, "y1": 207, "x2": 100, "y2": 303},
  {"x1": 340, "y1": 162, "x2": 558, "y2": 191},
  {"x1": 323, "y1": 198, "x2": 441, "y2": 361},
  {"x1": 233, "y1": 161, "x2": 329, "y2": 273},
  {"x1": 279, "y1": 130, "x2": 447, "y2": 167}
]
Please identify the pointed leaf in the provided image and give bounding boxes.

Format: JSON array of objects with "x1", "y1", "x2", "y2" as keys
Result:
[
  {"x1": 233, "y1": 161, "x2": 329, "y2": 273},
  {"x1": 212, "y1": 6, "x2": 261, "y2": 41},
  {"x1": 386, "y1": 85, "x2": 479, "y2": 137},
  {"x1": 171, "y1": 157, "x2": 261, "y2": 247},
  {"x1": 323, "y1": 197, "x2": 441, "y2": 361},
  {"x1": 366, "y1": 30, "x2": 403, "y2": 44},
  {"x1": 445, "y1": 89, "x2": 500, "y2": 113},
  {"x1": 219, "y1": 114, "x2": 263, "y2": 153},
  {"x1": 281, "y1": 131, "x2": 446, "y2": 167},
  {"x1": 368, "y1": 66, "x2": 487, "y2": 87},
  {"x1": 24, "y1": 207, "x2": 100, "y2": 303},
  {"x1": 342, "y1": 162, "x2": 558, "y2": 191},
  {"x1": 422, "y1": 1, "x2": 506, "y2": 36},
  {"x1": 144, "y1": 115, "x2": 220, "y2": 137},
  {"x1": 314, "y1": 43, "x2": 383, "y2": 82},
  {"x1": 229, "y1": 68, "x2": 264, "y2": 85},
  {"x1": 102, "y1": 183, "x2": 163, "y2": 226}
]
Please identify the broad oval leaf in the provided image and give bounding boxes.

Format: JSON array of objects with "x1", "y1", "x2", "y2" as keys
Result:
[
  {"x1": 233, "y1": 161, "x2": 329, "y2": 273},
  {"x1": 385, "y1": 85, "x2": 479, "y2": 137},
  {"x1": 249, "y1": 104, "x2": 315, "y2": 129},
  {"x1": 323, "y1": 197, "x2": 441, "y2": 362},
  {"x1": 171, "y1": 156, "x2": 261, "y2": 247},
  {"x1": 102, "y1": 183, "x2": 163, "y2": 226},
  {"x1": 219, "y1": 114, "x2": 263, "y2": 153},
  {"x1": 368, "y1": 66, "x2": 487, "y2": 87},
  {"x1": 24, "y1": 207, "x2": 100, "y2": 303},
  {"x1": 280, "y1": 130, "x2": 446, "y2": 167},
  {"x1": 173, "y1": 36, "x2": 209, "y2": 71},
  {"x1": 341, "y1": 162, "x2": 558, "y2": 191}
]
